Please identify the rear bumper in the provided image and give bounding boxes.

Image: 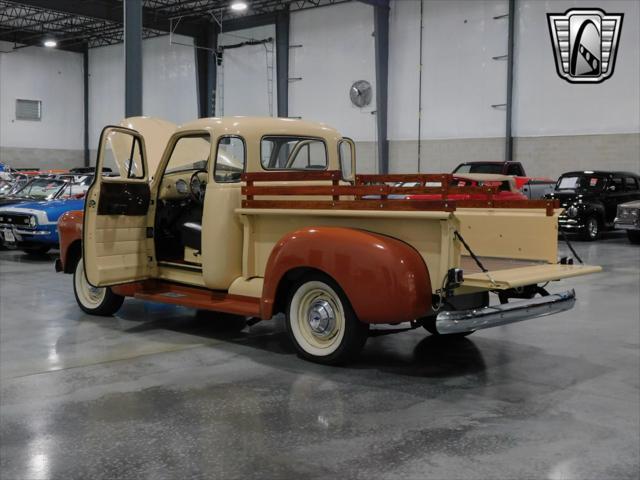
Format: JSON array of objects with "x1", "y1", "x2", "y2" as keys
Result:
[{"x1": 435, "y1": 289, "x2": 576, "y2": 334}]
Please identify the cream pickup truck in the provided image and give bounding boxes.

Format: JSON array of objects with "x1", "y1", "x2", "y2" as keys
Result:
[{"x1": 57, "y1": 117, "x2": 601, "y2": 365}]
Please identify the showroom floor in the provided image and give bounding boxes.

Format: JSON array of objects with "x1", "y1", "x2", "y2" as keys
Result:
[{"x1": 0, "y1": 234, "x2": 638, "y2": 480}]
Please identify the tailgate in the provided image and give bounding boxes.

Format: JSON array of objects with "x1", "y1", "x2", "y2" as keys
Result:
[{"x1": 462, "y1": 263, "x2": 602, "y2": 289}]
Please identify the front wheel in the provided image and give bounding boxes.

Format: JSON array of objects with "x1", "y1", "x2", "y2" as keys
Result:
[
  {"x1": 285, "y1": 273, "x2": 368, "y2": 365},
  {"x1": 627, "y1": 230, "x2": 640, "y2": 244},
  {"x1": 73, "y1": 257, "x2": 124, "y2": 316},
  {"x1": 583, "y1": 216, "x2": 600, "y2": 241}
]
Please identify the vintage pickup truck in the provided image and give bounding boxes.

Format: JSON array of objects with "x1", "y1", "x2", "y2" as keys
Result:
[{"x1": 56, "y1": 117, "x2": 601, "y2": 364}]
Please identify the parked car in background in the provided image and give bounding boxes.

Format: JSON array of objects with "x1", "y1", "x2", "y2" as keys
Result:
[
  {"x1": 547, "y1": 171, "x2": 640, "y2": 240},
  {"x1": 614, "y1": 200, "x2": 640, "y2": 244},
  {"x1": 0, "y1": 176, "x2": 84, "y2": 207},
  {"x1": 400, "y1": 174, "x2": 527, "y2": 201},
  {"x1": 0, "y1": 190, "x2": 86, "y2": 254},
  {"x1": 0, "y1": 173, "x2": 30, "y2": 197},
  {"x1": 452, "y1": 161, "x2": 556, "y2": 199}
]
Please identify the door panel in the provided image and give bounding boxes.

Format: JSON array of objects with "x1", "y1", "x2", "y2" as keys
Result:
[
  {"x1": 97, "y1": 182, "x2": 150, "y2": 216},
  {"x1": 84, "y1": 126, "x2": 153, "y2": 287}
]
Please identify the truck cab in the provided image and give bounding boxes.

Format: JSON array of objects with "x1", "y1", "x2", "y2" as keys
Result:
[{"x1": 83, "y1": 117, "x2": 355, "y2": 292}]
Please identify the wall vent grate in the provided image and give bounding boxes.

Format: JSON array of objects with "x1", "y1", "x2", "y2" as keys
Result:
[{"x1": 15, "y1": 99, "x2": 42, "y2": 121}]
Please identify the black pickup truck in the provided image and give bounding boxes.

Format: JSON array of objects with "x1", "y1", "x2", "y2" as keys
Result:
[{"x1": 547, "y1": 170, "x2": 640, "y2": 240}]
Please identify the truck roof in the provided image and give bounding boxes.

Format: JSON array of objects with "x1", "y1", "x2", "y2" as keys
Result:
[{"x1": 179, "y1": 116, "x2": 341, "y2": 140}]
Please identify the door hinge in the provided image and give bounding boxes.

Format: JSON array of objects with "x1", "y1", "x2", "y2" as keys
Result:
[{"x1": 146, "y1": 227, "x2": 154, "y2": 238}]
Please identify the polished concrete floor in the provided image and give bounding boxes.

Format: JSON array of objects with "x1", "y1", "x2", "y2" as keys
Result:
[{"x1": 0, "y1": 234, "x2": 638, "y2": 480}]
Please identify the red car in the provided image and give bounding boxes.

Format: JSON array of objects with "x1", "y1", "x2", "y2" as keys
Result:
[{"x1": 399, "y1": 174, "x2": 527, "y2": 201}]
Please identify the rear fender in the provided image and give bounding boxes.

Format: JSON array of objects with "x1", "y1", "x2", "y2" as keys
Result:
[{"x1": 261, "y1": 227, "x2": 432, "y2": 324}]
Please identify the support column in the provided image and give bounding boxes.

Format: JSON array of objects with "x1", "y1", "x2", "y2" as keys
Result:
[
  {"x1": 374, "y1": 3, "x2": 390, "y2": 174},
  {"x1": 124, "y1": 0, "x2": 142, "y2": 117},
  {"x1": 505, "y1": 0, "x2": 515, "y2": 161},
  {"x1": 83, "y1": 46, "x2": 90, "y2": 166},
  {"x1": 275, "y1": 11, "x2": 290, "y2": 118},
  {"x1": 196, "y1": 22, "x2": 218, "y2": 118}
]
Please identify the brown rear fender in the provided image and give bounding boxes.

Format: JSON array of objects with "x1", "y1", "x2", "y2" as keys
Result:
[{"x1": 261, "y1": 227, "x2": 432, "y2": 324}]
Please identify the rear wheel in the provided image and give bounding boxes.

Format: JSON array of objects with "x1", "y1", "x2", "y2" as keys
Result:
[
  {"x1": 627, "y1": 230, "x2": 640, "y2": 244},
  {"x1": 73, "y1": 257, "x2": 124, "y2": 316},
  {"x1": 285, "y1": 273, "x2": 368, "y2": 365}
]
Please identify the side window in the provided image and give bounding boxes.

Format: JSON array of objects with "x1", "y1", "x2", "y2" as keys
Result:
[
  {"x1": 101, "y1": 130, "x2": 145, "y2": 179},
  {"x1": 610, "y1": 176, "x2": 624, "y2": 191},
  {"x1": 338, "y1": 139, "x2": 355, "y2": 181},
  {"x1": 624, "y1": 177, "x2": 638, "y2": 191},
  {"x1": 506, "y1": 163, "x2": 523, "y2": 176},
  {"x1": 260, "y1": 136, "x2": 327, "y2": 170},
  {"x1": 215, "y1": 136, "x2": 246, "y2": 183}
]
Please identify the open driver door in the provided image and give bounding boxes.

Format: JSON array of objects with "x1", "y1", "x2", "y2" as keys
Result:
[{"x1": 83, "y1": 126, "x2": 155, "y2": 286}]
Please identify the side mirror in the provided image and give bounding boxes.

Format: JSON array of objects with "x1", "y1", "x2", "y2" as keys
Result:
[{"x1": 608, "y1": 185, "x2": 616, "y2": 192}]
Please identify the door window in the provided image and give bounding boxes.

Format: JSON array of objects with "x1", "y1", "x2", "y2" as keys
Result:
[
  {"x1": 101, "y1": 129, "x2": 145, "y2": 179},
  {"x1": 624, "y1": 177, "x2": 638, "y2": 191},
  {"x1": 609, "y1": 176, "x2": 624, "y2": 192},
  {"x1": 506, "y1": 164, "x2": 523, "y2": 176},
  {"x1": 215, "y1": 136, "x2": 246, "y2": 183}
]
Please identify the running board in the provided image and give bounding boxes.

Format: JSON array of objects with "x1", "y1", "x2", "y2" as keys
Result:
[{"x1": 131, "y1": 282, "x2": 261, "y2": 317}]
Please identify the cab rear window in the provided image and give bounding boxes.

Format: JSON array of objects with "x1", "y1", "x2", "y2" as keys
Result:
[{"x1": 261, "y1": 136, "x2": 327, "y2": 171}]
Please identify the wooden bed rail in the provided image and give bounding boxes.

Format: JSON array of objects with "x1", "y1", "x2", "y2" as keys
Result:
[{"x1": 240, "y1": 171, "x2": 559, "y2": 215}]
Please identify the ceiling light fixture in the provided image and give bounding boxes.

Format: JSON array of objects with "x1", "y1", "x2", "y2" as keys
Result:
[
  {"x1": 43, "y1": 39, "x2": 57, "y2": 48},
  {"x1": 230, "y1": 1, "x2": 248, "y2": 12}
]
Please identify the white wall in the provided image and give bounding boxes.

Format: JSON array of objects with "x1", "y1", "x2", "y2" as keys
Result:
[
  {"x1": 89, "y1": 34, "x2": 198, "y2": 150},
  {"x1": 0, "y1": 41, "x2": 83, "y2": 151},
  {"x1": 289, "y1": 1, "x2": 377, "y2": 142},
  {"x1": 513, "y1": 0, "x2": 640, "y2": 137},
  {"x1": 217, "y1": 25, "x2": 276, "y2": 117},
  {"x1": 388, "y1": 0, "x2": 509, "y2": 141}
]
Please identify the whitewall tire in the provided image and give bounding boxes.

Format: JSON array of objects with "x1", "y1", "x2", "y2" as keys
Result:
[
  {"x1": 73, "y1": 258, "x2": 124, "y2": 316},
  {"x1": 285, "y1": 273, "x2": 368, "y2": 365}
]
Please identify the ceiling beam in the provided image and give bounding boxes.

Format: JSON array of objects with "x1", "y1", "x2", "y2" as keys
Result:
[
  {"x1": 356, "y1": 0, "x2": 390, "y2": 8},
  {"x1": 0, "y1": 26, "x2": 86, "y2": 51},
  {"x1": 10, "y1": 0, "x2": 205, "y2": 36}
]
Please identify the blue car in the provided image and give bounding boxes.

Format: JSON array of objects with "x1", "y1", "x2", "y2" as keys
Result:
[{"x1": 0, "y1": 197, "x2": 85, "y2": 254}]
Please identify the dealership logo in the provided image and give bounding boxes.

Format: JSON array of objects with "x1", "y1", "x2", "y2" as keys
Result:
[{"x1": 547, "y1": 8, "x2": 623, "y2": 84}]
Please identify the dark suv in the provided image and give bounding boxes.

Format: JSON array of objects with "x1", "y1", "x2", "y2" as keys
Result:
[{"x1": 547, "y1": 171, "x2": 640, "y2": 240}]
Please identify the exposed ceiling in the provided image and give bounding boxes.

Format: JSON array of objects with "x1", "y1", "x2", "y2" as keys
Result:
[{"x1": 0, "y1": 0, "x2": 352, "y2": 52}]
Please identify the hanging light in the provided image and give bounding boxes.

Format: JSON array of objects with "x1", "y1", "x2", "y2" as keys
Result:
[
  {"x1": 43, "y1": 39, "x2": 57, "y2": 48},
  {"x1": 230, "y1": 1, "x2": 248, "y2": 12}
]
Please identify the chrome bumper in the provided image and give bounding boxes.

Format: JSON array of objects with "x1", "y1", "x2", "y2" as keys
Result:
[{"x1": 435, "y1": 289, "x2": 576, "y2": 334}]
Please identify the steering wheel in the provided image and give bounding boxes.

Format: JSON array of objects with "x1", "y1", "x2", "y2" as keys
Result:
[{"x1": 189, "y1": 169, "x2": 208, "y2": 204}]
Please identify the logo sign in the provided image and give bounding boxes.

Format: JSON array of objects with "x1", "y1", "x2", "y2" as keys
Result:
[{"x1": 547, "y1": 8, "x2": 623, "y2": 84}]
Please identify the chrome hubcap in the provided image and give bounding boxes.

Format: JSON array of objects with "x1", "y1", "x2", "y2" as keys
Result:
[
  {"x1": 589, "y1": 220, "x2": 598, "y2": 236},
  {"x1": 307, "y1": 299, "x2": 336, "y2": 338}
]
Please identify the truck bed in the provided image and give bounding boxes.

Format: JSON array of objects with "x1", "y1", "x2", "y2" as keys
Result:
[{"x1": 237, "y1": 170, "x2": 600, "y2": 293}]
